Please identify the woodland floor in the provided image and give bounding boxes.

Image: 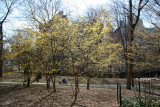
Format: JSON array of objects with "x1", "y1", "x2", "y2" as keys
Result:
[{"x1": 0, "y1": 84, "x2": 149, "y2": 107}]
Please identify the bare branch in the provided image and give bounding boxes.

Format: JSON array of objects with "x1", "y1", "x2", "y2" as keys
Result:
[
  {"x1": 0, "y1": 0, "x2": 15, "y2": 24},
  {"x1": 154, "y1": 0, "x2": 160, "y2": 7},
  {"x1": 133, "y1": 0, "x2": 149, "y2": 29}
]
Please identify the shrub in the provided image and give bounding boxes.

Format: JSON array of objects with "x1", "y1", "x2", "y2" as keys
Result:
[{"x1": 122, "y1": 96, "x2": 160, "y2": 107}]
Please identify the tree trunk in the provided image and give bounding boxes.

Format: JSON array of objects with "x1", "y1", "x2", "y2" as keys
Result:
[
  {"x1": 126, "y1": 0, "x2": 148, "y2": 90},
  {"x1": 126, "y1": 0, "x2": 133, "y2": 90},
  {"x1": 46, "y1": 75, "x2": 50, "y2": 89},
  {"x1": 23, "y1": 75, "x2": 26, "y2": 86},
  {"x1": 87, "y1": 78, "x2": 90, "y2": 90},
  {"x1": 53, "y1": 74, "x2": 56, "y2": 92},
  {"x1": 27, "y1": 76, "x2": 31, "y2": 87},
  {"x1": 127, "y1": 29, "x2": 134, "y2": 89},
  {"x1": 74, "y1": 73, "x2": 79, "y2": 102},
  {"x1": 0, "y1": 23, "x2": 3, "y2": 78},
  {"x1": 51, "y1": 74, "x2": 56, "y2": 92},
  {"x1": 125, "y1": 54, "x2": 128, "y2": 78},
  {"x1": 132, "y1": 72, "x2": 134, "y2": 87},
  {"x1": 74, "y1": 74, "x2": 77, "y2": 102},
  {"x1": 77, "y1": 75, "x2": 79, "y2": 92}
]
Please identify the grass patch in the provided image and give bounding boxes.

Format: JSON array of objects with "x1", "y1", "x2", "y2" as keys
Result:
[
  {"x1": 122, "y1": 96, "x2": 160, "y2": 107},
  {"x1": 0, "y1": 83, "x2": 21, "y2": 85}
]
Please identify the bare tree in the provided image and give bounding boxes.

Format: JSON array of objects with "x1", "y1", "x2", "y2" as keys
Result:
[
  {"x1": 22, "y1": 0, "x2": 62, "y2": 28},
  {"x1": 85, "y1": 6, "x2": 110, "y2": 23},
  {"x1": 127, "y1": 0, "x2": 149, "y2": 89},
  {"x1": 0, "y1": 0, "x2": 17, "y2": 78},
  {"x1": 145, "y1": 0, "x2": 160, "y2": 30},
  {"x1": 110, "y1": 0, "x2": 129, "y2": 78}
]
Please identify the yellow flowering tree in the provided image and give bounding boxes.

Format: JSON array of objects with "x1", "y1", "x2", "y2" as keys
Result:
[
  {"x1": 8, "y1": 29, "x2": 36, "y2": 87},
  {"x1": 61, "y1": 14, "x2": 121, "y2": 101}
]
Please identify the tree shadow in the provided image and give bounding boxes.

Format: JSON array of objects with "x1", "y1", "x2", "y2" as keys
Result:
[
  {"x1": 32, "y1": 90, "x2": 66, "y2": 107},
  {"x1": 70, "y1": 98, "x2": 76, "y2": 107},
  {"x1": 70, "y1": 99, "x2": 86, "y2": 107},
  {"x1": 0, "y1": 84, "x2": 27, "y2": 96},
  {"x1": 32, "y1": 91, "x2": 55, "y2": 107}
]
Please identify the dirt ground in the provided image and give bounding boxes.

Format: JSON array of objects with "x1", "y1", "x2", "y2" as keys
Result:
[
  {"x1": 1, "y1": 73, "x2": 158, "y2": 107},
  {"x1": 0, "y1": 84, "x2": 142, "y2": 107}
]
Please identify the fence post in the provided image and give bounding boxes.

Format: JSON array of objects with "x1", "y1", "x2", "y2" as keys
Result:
[
  {"x1": 144, "y1": 82, "x2": 146, "y2": 93},
  {"x1": 120, "y1": 84, "x2": 122, "y2": 107},
  {"x1": 149, "y1": 80, "x2": 151, "y2": 94},
  {"x1": 117, "y1": 82, "x2": 119, "y2": 103},
  {"x1": 139, "y1": 80, "x2": 141, "y2": 96}
]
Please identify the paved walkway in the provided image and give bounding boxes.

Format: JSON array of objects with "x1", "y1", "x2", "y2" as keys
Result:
[
  {"x1": 0, "y1": 81, "x2": 126, "y2": 88},
  {"x1": 0, "y1": 82, "x2": 159, "y2": 95}
]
